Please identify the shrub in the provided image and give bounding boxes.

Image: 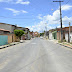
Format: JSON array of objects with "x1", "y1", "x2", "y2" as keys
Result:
[{"x1": 63, "y1": 39, "x2": 66, "y2": 42}]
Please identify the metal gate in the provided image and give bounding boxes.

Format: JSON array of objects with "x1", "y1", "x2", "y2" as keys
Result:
[{"x1": 0, "y1": 35, "x2": 8, "y2": 46}]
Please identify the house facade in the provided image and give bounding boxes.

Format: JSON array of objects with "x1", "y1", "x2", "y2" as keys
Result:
[
  {"x1": 0, "y1": 29, "x2": 10, "y2": 34},
  {"x1": 49, "y1": 29, "x2": 56, "y2": 40},
  {"x1": 0, "y1": 23, "x2": 31, "y2": 40},
  {"x1": 33, "y1": 32, "x2": 39, "y2": 37},
  {"x1": 0, "y1": 23, "x2": 17, "y2": 33},
  {"x1": 64, "y1": 26, "x2": 72, "y2": 42},
  {"x1": 57, "y1": 28, "x2": 65, "y2": 40}
]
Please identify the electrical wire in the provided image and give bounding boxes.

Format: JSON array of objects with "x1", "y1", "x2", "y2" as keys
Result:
[{"x1": 61, "y1": 0, "x2": 71, "y2": 9}]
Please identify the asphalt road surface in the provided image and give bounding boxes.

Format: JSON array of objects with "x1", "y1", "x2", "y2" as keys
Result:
[{"x1": 0, "y1": 38, "x2": 72, "y2": 72}]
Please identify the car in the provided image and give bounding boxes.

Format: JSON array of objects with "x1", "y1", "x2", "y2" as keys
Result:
[{"x1": 40, "y1": 36, "x2": 43, "y2": 39}]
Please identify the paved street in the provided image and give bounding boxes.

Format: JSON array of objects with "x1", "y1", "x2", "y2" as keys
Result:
[{"x1": 0, "y1": 38, "x2": 72, "y2": 72}]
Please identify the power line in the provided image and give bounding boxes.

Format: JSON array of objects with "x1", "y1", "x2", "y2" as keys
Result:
[
  {"x1": 61, "y1": 0, "x2": 71, "y2": 9},
  {"x1": 0, "y1": 16, "x2": 36, "y2": 19}
]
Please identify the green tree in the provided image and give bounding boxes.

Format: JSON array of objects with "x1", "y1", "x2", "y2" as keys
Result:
[
  {"x1": 40, "y1": 33, "x2": 44, "y2": 36},
  {"x1": 14, "y1": 30, "x2": 24, "y2": 40}
]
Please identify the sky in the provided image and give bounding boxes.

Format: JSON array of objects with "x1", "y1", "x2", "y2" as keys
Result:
[{"x1": 0, "y1": 0, "x2": 72, "y2": 32}]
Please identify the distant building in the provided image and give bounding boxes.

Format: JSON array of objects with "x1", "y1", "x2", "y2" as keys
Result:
[
  {"x1": 30, "y1": 31, "x2": 34, "y2": 38},
  {"x1": 33, "y1": 32, "x2": 39, "y2": 37}
]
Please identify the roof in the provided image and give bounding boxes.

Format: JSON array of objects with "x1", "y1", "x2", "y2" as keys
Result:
[
  {"x1": 0, "y1": 23, "x2": 15, "y2": 26},
  {"x1": 25, "y1": 28, "x2": 29, "y2": 30},
  {"x1": 17, "y1": 27, "x2": 23, "y2": 28},
  {"x1": 0, "y1": 22, "x2": 29, "y2": 30},
  {"x1": 0, "y1": 29, "x2": 10, "y2": 32},
  {"x1": 49, "y1": 29, "x2": 56, "y2": 32}
]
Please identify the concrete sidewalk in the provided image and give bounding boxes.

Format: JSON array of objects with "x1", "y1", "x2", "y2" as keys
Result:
[
  {"x1": 48, "y1": 39, "x2": 72, "y2": 49},
  {"x1": 0, "y1": 42, "x2": 20, "y2": 49}
]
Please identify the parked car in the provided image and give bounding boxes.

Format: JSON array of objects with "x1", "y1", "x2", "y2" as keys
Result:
[{"x1": 40, "y1": 36, "x2": 43, "y2": 39}]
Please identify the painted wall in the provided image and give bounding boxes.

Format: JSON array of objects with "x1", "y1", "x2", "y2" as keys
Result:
[
  {"x1": 65, "y1": 33, "x2": 68, "y2": 42},
  {"x1": 52, "y1": 31, "x2": 57, "y2": 40},
  {"x1": 65, "y1": 33, "x2": 72, "y2": 42},
  {"x1": 57, "y1": 32, "x2": 61, "y2": 40},
  {"x1": 8, "y1": 34, "x2": 16, "y2": 43},
  {"x1": 27, "y1": 32, "x2": 31, "y2": 40},
  {"x1": 49, "y1": 32, "x2": 53, "y2": 40},
  {"x1": 70, "y1": 33, "x2": 72, "y2": 42},
  {"x1": 0, "y1": 35, "x2": 8, "y2": 46}
]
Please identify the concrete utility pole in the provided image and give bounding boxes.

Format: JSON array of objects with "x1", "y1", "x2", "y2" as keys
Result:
[
  {"x1": 53, "y1": 1, "x2": 63, "y2": 42},
  {"x1": 69, "y1": 22, "x2": 71, "y2": 43}
]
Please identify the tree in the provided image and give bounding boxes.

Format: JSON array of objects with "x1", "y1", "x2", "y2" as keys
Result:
[
  {"x1": 14, "y1": 30, "x2": 24, "y2": 40},
  {"x1": 40, "y1": 33, "x2": 44, "y2": 36}
]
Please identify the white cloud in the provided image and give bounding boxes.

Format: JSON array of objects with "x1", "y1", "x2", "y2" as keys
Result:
[
  {"x1": 62, "y1": 5, "x2": 72, "y2": 11},
  {"x1": 5, "y1": 8, "x2": 20, "y2": 16},
  {"x1": 16, "y1": 0, "x2": 30, "y2": 5},
  {"x1": 5, "y1": 8, "x2": 28, "y2": 16},
  {"x1": 28, "y1": 5, "x2": 72, "y2": 32},
  {"x1": 57, "y1": 25, "x2": 65, "y2": 28},
  {"x1": 28, "y1": 21, "x2": 54, "y2": 32},
  {"x1": 21, "y1": 10, "x2": 28, "y2": 13},
  {"x1": 0, "y1": 0, "x2": 12, "y2": 2},
  {"x1": 0, "y1": 0, "x2": 30, "y2": 5},
  {"x1": 37, "y1": 14, "x2": 42, "y2": 20}
]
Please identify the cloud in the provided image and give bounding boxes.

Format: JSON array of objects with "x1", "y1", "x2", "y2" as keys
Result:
[
  {"x1": 21, "y1": 10, "x2": 28, "y2": 13},
  {"x1": 5, "y1": 8, "x2": 28, "y2": 16},
  {"x1": 62, "y1": 5, "x2": 72, "y2": 11},
  {"x1": 28, "y1": 4, "x2": 72, "y2": 32},
  {"x1": 16, "y1": 0, "x2": 30, "y2": 5},
  {"x1": 0, "y1": 0, "x2": 30, "y2": 5},
  {"x1": 57, "y1": 25, "x2": 65, "y2": 28},
  {"x1": 0, "y1": 0, "x2": 12, "y2": 2},
  {"x1": 28, "y1": 21, "x2": 54, "y2": 32},
  {"x1": 37, "y1": 14, "x2": 42, "y2": 20}
]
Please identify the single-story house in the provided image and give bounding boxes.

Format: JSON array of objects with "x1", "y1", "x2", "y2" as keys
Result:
[
  {"x1": 49, "y1": 29, "x2": 56, "y2": 40},
  {"x1": 57, "y1": 28, "x2": 65, "y2": 40},
  {"x1": 64, "y1": 26, "x2": 72, "y2": 42}
]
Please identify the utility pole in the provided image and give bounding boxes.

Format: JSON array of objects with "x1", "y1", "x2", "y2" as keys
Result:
[
  {"x1": 69, "y1": 22, "x2": 71, "y2": 43},
  {"x1": 45, "y1": 23, "x2": 47, "y2": 38},
  {"x1": 53, "y1": 1, "x2": 63, "y2": 42}
]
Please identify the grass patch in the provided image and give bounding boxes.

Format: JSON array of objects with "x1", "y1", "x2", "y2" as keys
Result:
[
  {"x1": 58, "y1": 40, "x2": 61, "y2": 43},
  {"x1": 63, "y1": 39, "x2": 66, "y2": 42}
]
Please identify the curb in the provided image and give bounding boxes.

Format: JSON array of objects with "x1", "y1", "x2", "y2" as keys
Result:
[
  {"x1": 57, "y1": 43, "x2": 72, "y2": 49},
  {"x1": 48, "y1": 40, "x2": 72, "y2": 49},
  {"x1": 0, "y1": 42, "x2": 20, "y2": 49}
]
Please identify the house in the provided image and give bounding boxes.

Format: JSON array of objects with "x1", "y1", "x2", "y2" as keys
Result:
[
  {"x1": 0, "y1": 23, "x2": 31, "y2": 40},
  {"x1": 33, "y1": 32, "x2": 39, "y2": 37},
  {"x1": 52, "y1": 31, "x2": 57, "y2": 40},
  {"x1": 64, "y1": 26, "x2": 72, "y2": 42},
  {"x1": 0, "y1": 23, "x2": 16, "y2": 33},
  {"x1": 44, "y1": 31, "x2": 49, "y2": 39},
  {"x1": 49, "y1": 28, "x2": 66, "y2": 40},
  {"x1": 30, "y1": 31, "x2": 34, "y2": 38},
  {"x1": 0, "y1": 29, "x2": 10, "y2": 34},
  {"x1": 49, "y1": 29, "x2": 56, "y2": 40},
  {"x1": 56, "y1": 26, "x2": 72, "y2": 42},
  {"x1": 57, "y1": 28, "x2": 65, "y2": 40}
]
